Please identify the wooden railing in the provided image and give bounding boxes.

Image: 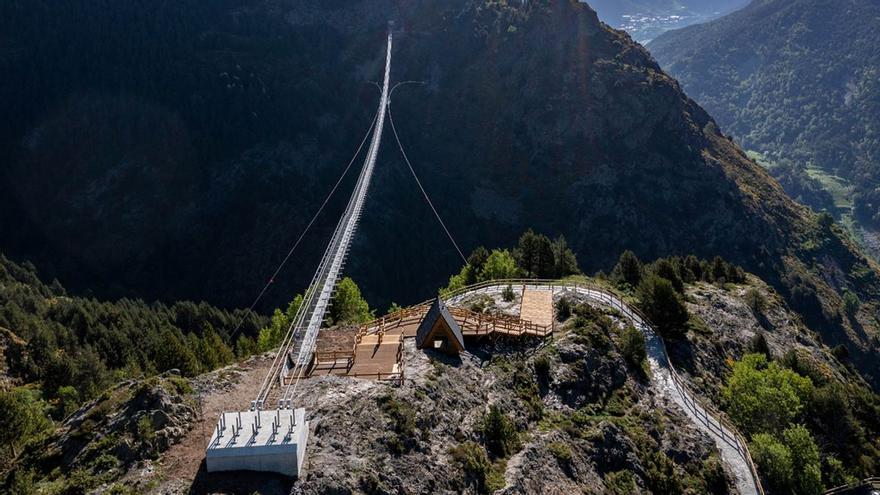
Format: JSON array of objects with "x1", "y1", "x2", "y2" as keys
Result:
[
  {"x1": 313, "y1": 350, "x2": 354, "y2": 362},
  {"x1": 447, "y1": 306, "x2": 553, "y2": 337},
  {"x1": 823, "y1": 477, "x2": 880, "y2": 495},
  {"x1": 346, "y1": 369, "x2": 405, "y2": 385},
  {"x1": 356, "y1": 304, "x2": 431, "y2": 338},
  {"x1": 442, "y1": 278, "x2": 765, "y2": 495}
]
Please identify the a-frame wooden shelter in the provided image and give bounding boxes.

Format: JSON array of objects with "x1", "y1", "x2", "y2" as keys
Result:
[{"x1": 415, "y1": 298, "x2": 465, "y2": 355}]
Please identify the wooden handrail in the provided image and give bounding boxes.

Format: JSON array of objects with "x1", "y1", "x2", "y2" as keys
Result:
[
  {"x1": 823, "y1": 477, "x2": 880, "y2": 495},
  {"x1": 314, "y1": 350, "x2": 355, "y2": 362}
]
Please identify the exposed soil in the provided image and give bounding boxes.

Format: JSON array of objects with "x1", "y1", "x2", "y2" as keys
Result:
[{"x1": 151, "y1": 353, "x2": 293, "y2": 494}]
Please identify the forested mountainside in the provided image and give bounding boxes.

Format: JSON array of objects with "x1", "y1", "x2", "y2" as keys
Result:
[
  {"x1": 0, "y1": 253, "x2": 265, "y2": 414},
  {"x1": 587, "y1": 0, "x2": 749, "y2": 42},
  {"x1": 650, "y1": 0, "x2": 880, "y2": 251},
  {"x1": 1, "y1": 1, "x2": 879, "y2": 388}
]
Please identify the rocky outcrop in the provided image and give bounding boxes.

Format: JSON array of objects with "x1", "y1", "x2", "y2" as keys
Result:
[
  {"x1": 288, "y1": 309, "x2": 734, "y2": 494},
  {"x1": 677, "y1": 277, "x2": 845, "y2": 398},
  {"x1": 19, "y1": 371, "x2": 197, "y2": 489}
]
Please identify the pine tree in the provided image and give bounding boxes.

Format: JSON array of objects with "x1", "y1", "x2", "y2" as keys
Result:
[{"x1": 612, "y1": 250, "x2": 643, "y2": 288}]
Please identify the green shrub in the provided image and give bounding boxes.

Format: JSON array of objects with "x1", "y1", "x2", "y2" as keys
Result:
[
  {"x1": 378, "y1": 395, "x2": 419, "y2": 455},
  {"x1": 136, "y1": 415, "x2": 155, "y2": 443},
  {"x1": 450, "y1": 441, "x2": 491, "y2": 492},
  {"x1": 751, "y1": 426, "x2": 823, "y2": 495},
  {"x1": 831, "y1": 344, "x2": 849, "y2": 361},
  {"x1": 482, "y1": 405, "x2": 520, "y2": 458},
  {"x1": 702, "y1": 456, "x2": 728, "y2": 495},
  {"x1": 60, "y1": 468, "x2": 99, "y2": 495},
  {"x1": 645, "y1": 451, "x2": 683, "y2": 495},
  {"x1": 479, "y1": 249, "x2": 520, "y2": 281},
  {"x1": 167, "y1": 375, "x2": 193, "y2": 395},
  {"x1": 56, "y1": 385, "x2": 80, "y2": 419},
  {"x1": 90, "y1": 453, "x2": 119, "y2": 472},
  {"x1": 547, "y1": 441, "x2": 572, "y2": 463},
  {"x1": 751, "y1": 433, "x2": 794, "y2": 493},
  {"x1": 748, "y1": 332, "x2": 771, "y2": 358},
  {"x1": 603, "y1": 470, "x2": 637, "y2": 494},
  {"x1": 555, "y1": 296, "x2": 572, "y2": 321},
  {"x1": 0, "y1": 388, "x2": 52, "y2": 460},
  {"x1": 328, "y1": 277, "x2": 373, "y2": 325},
  {"x1": 533, "y1": 355, "x2": 551, "y2": 381},
  {"x1": 637, "y1": 275, "x2": 689, "y2": 339},
  {"x1": 3, "y1": 469, "x2": 36, "y2": 495},
  {"x1": 618, "y1": 325, "x2": 646, "y2": 370},
  {"x1": 512, "y1": 369, "x2": 543, "y2": 420},
  {"x1": 571, "y1": 318, "x2": 611, "y2": 350},
  {"x1": 723, "y1": 354, "x2": 814, "y2": 435},
  {"x1": 502, "y1": 284, "x2": 516, "y2": 302},
  {"x1": 651, "y1": 258, "x2": 684, "y2": 293},
  {"x1": 611, "y1": 250, "x2": 642, "y2": 289},
  {"x1": 783, "y1": 425, "x2": 823, "y2": 495},
  {"x1": 842, "y1": 290, "x2": 860, "y2": 317},
  {"x1": 822, "y1": 456, "x2": 852, "y2": 488},
  {"x1": 744, "y1": 288, "x2": 766, "y2": 314}
]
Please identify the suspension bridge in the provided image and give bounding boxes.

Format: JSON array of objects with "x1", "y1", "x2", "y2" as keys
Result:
[{"x1": 202, "y1": 29, "x2": 765, "y2": 494}]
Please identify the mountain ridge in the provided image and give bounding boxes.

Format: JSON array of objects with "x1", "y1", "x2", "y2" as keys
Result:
[
  {"x1": 1, "y1": 0, "x2": 878, "y2": 386},
  {"x1": 649, "y1": 0, "x2": 880, "y2": 254}
]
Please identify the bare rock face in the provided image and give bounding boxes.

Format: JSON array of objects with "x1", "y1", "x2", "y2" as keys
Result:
[
  {"x1": 588, "y1": 421, "x2": 643, "y2": 477},
  {"x1": 500, "y1": 430, "x2": 604, "y2": 495},
  {"x1": 677, "y1": 277, "x2": 842, "y2": 398},
  {"x1": 552, "y1": 339, "x2": 628, "y2": 408}
]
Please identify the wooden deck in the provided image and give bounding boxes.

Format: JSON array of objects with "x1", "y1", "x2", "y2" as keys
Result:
[
  {"x1": 307, "y1": 306, "x2": 429, "y2": 382},
  {"x1": 520, "y1": 288, "x2": 554, "y2": 328},
  {"x1": 307, "y1": 295, "x2": 555, "y2": 383},
  {"x1": 449, "y1": 306, "x2": 553, "y2": 337}
]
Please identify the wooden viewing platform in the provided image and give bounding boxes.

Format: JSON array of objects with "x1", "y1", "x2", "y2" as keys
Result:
[
  {"x1": 520, "y1": 288, "x2": 554, "y2": 328},
  {"x1": 306, "y1": 291, "x2": 555, "y2": 382}
]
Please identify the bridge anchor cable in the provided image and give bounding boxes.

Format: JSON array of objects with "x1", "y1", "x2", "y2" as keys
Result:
[{"x1": 387, "y1": 102, "x2": 468, "y2": 264}]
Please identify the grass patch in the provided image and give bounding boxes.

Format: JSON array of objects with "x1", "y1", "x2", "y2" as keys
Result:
[
  {"x1": 547, "y1": 441, "x2": 572, "y2": 463},
  {"x1": 805, "y1": 164, "x2": 853, "y2": 212},
  {"x1": 450, "y1": 441, "x2": 506, "y2": 493},
  {"x1": 377, "y1": 394, "x2": 419, "y2": 455}
]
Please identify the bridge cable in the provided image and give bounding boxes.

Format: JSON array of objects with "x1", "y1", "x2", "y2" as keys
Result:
[
  {"x1": 228, "y1": 108, "x2": 381, "y2": 341},
  {"x1": 387, "y1": 102, "x2": 468, "y2": 264}
]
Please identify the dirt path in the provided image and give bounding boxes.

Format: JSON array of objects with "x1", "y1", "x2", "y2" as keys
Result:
[{"x1": 153, "y1": 354, "x2": 279, "y2": 494}]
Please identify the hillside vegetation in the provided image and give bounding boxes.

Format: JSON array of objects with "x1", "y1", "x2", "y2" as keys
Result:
[
  {"x1": 650, "y1": 0, "x2": 880, "y2": 241},
  {"x1": 0, "y1": 253, "x2": 264, "y2": 428}
]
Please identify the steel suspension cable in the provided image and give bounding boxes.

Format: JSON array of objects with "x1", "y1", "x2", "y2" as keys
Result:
[
  {"x1": 387, "y1": 102, "x2": 468, "y2": 264},
  {"x1": 281, "y1": 33, "x2": 395, "y2": 405},
  {"x1": 252, "y1": 106, "x2": 382, "y2": 404},
  {"x1": 227, "y1": 109, "x2": 380, "y2": 343}
]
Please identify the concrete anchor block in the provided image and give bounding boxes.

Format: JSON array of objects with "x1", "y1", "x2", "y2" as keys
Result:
[{"x1": 206, "y1": 408, "x2": 310, "y2": 478}]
